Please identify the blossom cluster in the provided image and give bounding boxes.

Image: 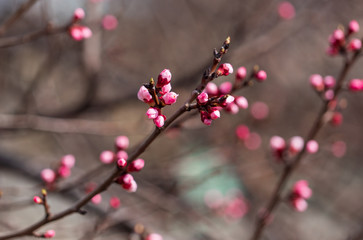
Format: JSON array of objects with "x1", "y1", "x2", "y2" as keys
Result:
[
  {"x1": 40, "y1": 154, "x2": 76, "y2": 185},
  {"x1": 69, "y1": 8, "x2": 92, "y2": 41},
  {"x1": 327, "y1": 20, "x2": 361, "y2": 56},
  {"x1": 289, "y1": 180, "x2": 312, "y2": 212},
  {"x1": 197, "y1": 64, "x2": 266, "y2": 125},
  {"x1": 138, "y1": 69, "x2": 178, "y2": 128},
  {"x1": 270, "y1": 136, "x2": 319, "y2": 161}
]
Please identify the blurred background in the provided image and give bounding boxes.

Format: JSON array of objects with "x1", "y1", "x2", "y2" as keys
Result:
[{"x1": 0, "y1": 0, "x2": 363, "y2": 239}]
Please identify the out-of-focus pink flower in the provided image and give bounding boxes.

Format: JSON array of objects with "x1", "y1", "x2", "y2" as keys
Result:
[
  {"x1": 235, "y1": 96, "x2": 248, "y2": 109},
  {"x1": 118, "y1": 174, "x2": 138, "y2": 192},
  {"x1": 236, "y1": 125, "x2": 250, "y2": 141},
  {"x1": 91, "y1": 194, "x2": 102, "y2": 204},
  {"x1": 310, "y1": 74, "x2": 324, "y2": 91},
  {"x1": 73, "y1": 8, "x2": 85, "y2": 21},
  {"x1": 306, "y1": 140, "x2": 319, "y2": 154},
  {"x1": 217, "y1": 63, "x2": 233, "y2": 76},
  {"x1": 109, "y1": 196, "x2": 121, "y2": 209},
  {"x1": 324, "y1": 76, "x2": 336, "y2": 89},
  {"x1": 115, "y1": 135, "x2": 129, "y2": 150},
  {"x1": 244, "y1": 132, "x2": 261, "y2": 150},
  {"x1": 255, "y1": 70, "x2": 267, "y2": 81},
  {"x1": 289, "y1": 136, "x2": 304, "y2": 154},
  {"x1": 251, "y1": 101, "x2": 269, "y2": 120},
  {"x1": 58, "y1": 165, "x2": 71, "y2": 178},
  {"x1": 116, "y1": 150, "x2": 128, "y2": 160},
  {"x1": 33, "y1": 196, "x2": 42, "y2": 204},
  {"x1": 204, "y1": 82, "x2": 219, "y2": 96},
  {"x1": 331, "y1": 140, "x2": 346, "y2": 158},
  {"x1": 61, "y1": 154, "x2": 75, "y2": 168},
  {"x1": 100, "y1": 150, "x2": 115, "y2": 164},
  {"x1": 348, "y1": 79, "x2": 363, "y2": 91},
  {"x1": 117, "y1": 158, "x2": 127, "y2": 168},
  {"x1": 145, "y1": 233, "x2": 163, "y2": 240},
  {"x1": 102, "y1": 15, "x2": 118, "y2": 30},
  {"x1": 127, "y1": 159, "x2": 145, "y2": 172},
  {"x1": 41, "y1": 169, "x2": 56, "y2": 183},
  {"x1": 219, "y1": 82, "x2": 233, "y2": 94},
  {"x1": 293, "y1": 180, "x2": 312, "y2": 199},
  {"x1": 278, "y1": 1, "x2": 295, "y2": 20},
  {"x1": 348, "y1": 38, "x2": 362, "y2": 51},
  {"x1": 236, "y1": 66, "x2": 247, "y2": 81},
  {"x1": 331, "y1": 112, "x2": 343, "y2": 126},
  {"x1": 44, "y1": 230, "x2": 55, "y2": 238},
  {"x1": 349, "y1": 20, "x2": 360, "y2": 33},
  {"x1": 292, "y1": 197, "x2": 308, "y2": 212},
  {"x1": 225, "y1": 102, "x2": 239, "y2": 114}
]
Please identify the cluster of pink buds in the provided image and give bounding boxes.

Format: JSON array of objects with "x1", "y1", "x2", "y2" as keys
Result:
[
  {"x1": 270, "y1": 136, "x2": 319, "y2": 161},
  {"x1": 40, "y1": 154, "x2": 76, "y2": 185},
  {"x1": 309, "y1": 74, "x2": 336, "y2": 100},
  {"x1": 138, "y1": 69, "x2": 178, "y2": 128},
  {"x1": 327, "y1": 20, "x2": 361, "y2": 56},
  {"x1": 100, "y1": 135, "x2": 129, "y2": 164},
  {"x1": 289, "y1": 180, "x2": 312, "y2": 212},
  {"x1": 69, "y1": 8, "x2": 92, "y2": 41}
]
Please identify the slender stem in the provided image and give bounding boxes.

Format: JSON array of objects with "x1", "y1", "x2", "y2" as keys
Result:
[
  {"x1": 0, "y1": 0, "x2": 39, "y2": 37},
  {"x1": 250, "y1": 51, "x2": 361, "y2": 240}
]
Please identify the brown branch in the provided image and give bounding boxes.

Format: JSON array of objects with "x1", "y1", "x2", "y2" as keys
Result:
[
  {"x1": 250, "y1": 50, "x2": 362, "y2": 240},
  {"x1": 0, "y1": 37, "x2": 231, "y2": 240},
  {"x1": 0, "y1": 114, "x2": 126, "y2": 136},
  {"x1": 0, "y1": 0, "x2": 39, "y2": 37},
  {"x1": 0, "y1": 23, "x2": 70, "y2": 48}
]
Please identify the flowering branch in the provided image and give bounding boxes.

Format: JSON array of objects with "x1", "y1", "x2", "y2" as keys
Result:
[{"x1": 251, "y1": 23, "x2": 362, "y2": 240}]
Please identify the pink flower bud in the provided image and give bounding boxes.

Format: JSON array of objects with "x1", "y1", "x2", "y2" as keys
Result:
[
  {"x1": 69, "y1": 26, "x2": 83, "y2": 41},
  {"x1": 333, "y1": 29, "x2": 344, "y2": 41},
  {"x1": 119, "y1": 174, "x2": 138, "y2": 192},
  {"x1": 197, "y1": 92, "x2": 209, "y2": 104},
  {"x1": 324, "y1": 76, "x2": 336, "y2": 88},
  {"x1": 236, "y1": 125, "x2": 250, "y2": 141},
  {"x1": 219, "y1": 82, "x2": 233, "y2": 94},
  {"x1": 81, "y1": 26, "x2": 92, "y2": 39},
  {"x1": 292, "y1": 198, "x2": 308, "y2": 212},
  {"x1": 41, "y1": 168, "x2": 56, "y2": 183},
  {"x1": 58, "y1": 165, "x2": 71, "y2": 178},
  {"x1": 204, "y1": 82, "x2": 219, "y2": 96},
  {"x1": 100, "y1": 150, "x2": 115, "y2": 164},
  {"x1": 235, "y1": 96, "x2": 248, "y2": 109},
  {"x1": 33, "y1": 196, "x2": 42, "y2": 204},
  {"x1": 289, "y1": 136, "x2": 304, "y2": 154},
  {"x1": 309, "y1": 74, "x2": 324, "y2": 91},
  {"x1": 225, "y1": 102, "x2": 239, "y2": 114},
  {"x1": 244, "y1": 132, "x2": 262, "y2": 150},
  {"x1": 146, "y1": 233, "x2": 163, "y2": 240},
  {"x1": 217, "y1": 63, "x2": 233, "y2": 76},
  {"x1": 306, "y1": 140, "x2": 319, "y2": 154},
  {"x1": 91, "y1": 194, "x2": 102, "y2": 204},
  {"x1": 326, "y1": 46, "x2": 339, "y2": 56},
  {"x1": 61, "y1": 154, "x2": 75, "y2": 168},
  {"x1": 324, "y1": 89, "x2": 334, "y2": 100},
  {"x1": 225, "y1": 95, "x2": 235, "y2": 105},
  {"x1": 44, "y1": 230, "x2": 55, "y2": 238},
  {"x1": 348, "y1": 38, "x2": 362, "y2": 51},
  {"x1": 270, "y1": 136, "x2": 286, "y2": 151},
  {"x1": 331, "y1": 140, "x2": 346, "y2": 158},
  {"x1": 162, "y1": 92, "x2": 178, "y2": 105},
  {"x1": 102, "y1": 15, "x2": 118, "y2": 30},
  {"x1": 109, "y1": 196, "x2": 121, "y2": 209},
  {"x1": 331, "y1": 112, "x2": 343, "y2": 126},
  {"x1": 146, "y1": 107, "x2": 159, "y2": 119},
  {"x1": 255, "y1": 70, "x2": 267, "y2": 81},
  {"x1": 117, "y1": 158, "x2": 127, "y2": 168},
  {"x1": 116, "y1": 150, "x2": 128, "y2": 160},
  {"x1": 278, "y1": 1, "x2": 295, "y2": 20},
  {"x1": 348, "y1": 79, "x2": 363, "y2": 91},
  {"x1": 293, "y1": 180, "x2": 312, "y2": 199},
  {"x1": 137, "y1": 86, "x2": 153, "y2": 103},
  {"x1": 349, "y1": 20, "x2": 360, "y2": 33},
  {"x1": 115, "y1": 135, "x2": 129, "y2": 150},
  {"x1": 210, "y1": 109, "x2": 220, "y2": 120},
  {"x1": 160, "y1": 83, "x2": 171, "y2": 95},
  {"x1": 73, "y1": 8, "x2": 85, "y2": 21},
  {"x1": 154, "y1": 115, "x2": 165, "y2": 128},
  {"x1": 157, "y1": 69, "x2": 172, "y2": 87},
  {"x1": 127, "y1": 158, "x2": 145, "y2": 172},
  {"x1": 236, "y1": 66, "x2": 247, "y2": 81}
]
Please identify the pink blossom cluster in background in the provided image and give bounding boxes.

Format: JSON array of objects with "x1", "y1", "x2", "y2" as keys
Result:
[
  {"x1": 69, "y1": 8, "x2": 92, "y2": 41},
  {"x1": 290, "y1": 180, "x2": 312, "y2": 212},
  {"x1": 40, "y1": 154, "x2": 76, "y2": 185},
  {"x1": 327, "y1": 20, "x2": 361, "y2": 55}
]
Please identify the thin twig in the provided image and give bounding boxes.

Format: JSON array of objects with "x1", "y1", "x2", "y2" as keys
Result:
[{"x1": 0, "y1": 0, "x2": 39, "y2": 37}]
